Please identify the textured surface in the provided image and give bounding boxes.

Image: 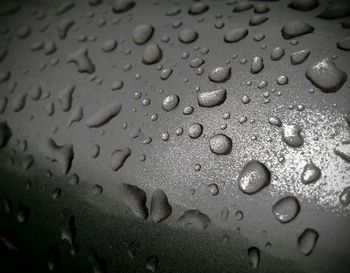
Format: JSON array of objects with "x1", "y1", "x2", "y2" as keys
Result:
[{"x1": 0, "y1": 0, "x2": 350, "y2": 272}]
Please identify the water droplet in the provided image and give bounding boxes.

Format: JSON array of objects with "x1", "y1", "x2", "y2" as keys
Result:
[
  {"x1": 160, "y1": 68, "x2": 173, "y2": 80},
  {"x1": 332, "y1": 142, "x2": 350, "y2": 167},
  {"x1": 254, "y1": 4, "x2": 269, "y2": 13},
  {"x1": 224, "y1": 28, "x2": 248, "y2": 43},
  {"x1": 249, "y1": 15, "x2": 269, "y2": 26},
  {"x1": 17, "y1": 204, "x2": 30, "y2": 223},
  {"x1": 188, "y1": 2, "x2": 209, "y2": 15},
  {"x1": 190, "y1": 57, "x2": 204, "y2": 68},
  {"x1": 277, "y1": 75, "x2": 288, "y2": 85},
  {"x1": 12, "y1": 92, "x2": 27, "y2": 112},
  {"x1": 238, "y1": 160, "x2": 271, "y2": 195},
  {"x1": 297, "y1": 228, "x2": 319, "y2": 256},
  {"x1": 150, "y1": 189, "x2": 172, "y2": 223},
  {"x1": 112, "y1": 0, "x2": 135, "y2": 13},
  {"x1": 306, "y1": 58, "x2": 347, "y2": 93},
  {"x1": 102, "y1": 39, "x2": 117, "y2": 52},
  {"x1": 162, "y1": 94, "x2": 179, "y2": 111},
  {"x1": 301, "y1": 161, "x2": 321, "y2": 184},
  {"x1": 142, "y1": 43, "x2": 162, "y2": 64},
  {"x1": 241, "y1": 95, "x2": 250, "y2": 104},
  {"x1": 282, "y1": 124, "x2": 303, "y2": 147},
  {"x1": 339, "y1": 186, "x2": 350, "y2": 206},
  {"x1": 178, "y1": 29, "x2": 198, "y2": 43},
  {"x1": 235, "y1": 210, "x2": 243, "y2": 221},
  {"x1": 233, "y1": 2, "x2": 253, "y2": 12},
  {"x1": 86, "y1": 102, "x2": 122, "y2": 127},
  {"x1": 208, "y1": 66, "x2": 231, "y2": 83},
  {"x1": 272, "y1": 196, "x2": 300, "y2": 223},
  {"x1": 39, "y1": 137, "x2": 74, "y2": 174},
  {"x1": 55, "y1": 1, "x2": 75, "y2": 15},
  {"x1": 0, "y1": 122, "x2": 11, "y2": 149},
  {"x1": 251, "y1": 57, "x2": 264, "y2": 74},
  {"x1": 290, "y1": 49, "x2": 310, "y2": 65},
  {"x1": 209, "y1": 133, "x2": 232, "y2": 155},
  {"x1": 132, "y1": 24, "x2": 154, "y2": 44},
  {"x1": 194, "y1": 163, "x2": 201, "y2": 171},
  {"x1": 178, "y1": 209, "x2": 211, "y2": 230},
  {"x1": 281, "y1": 20, "x2": 314, "y2": 39},
  {"x1": 288, "y1": 0, "x2": 319, "y2": 11},
  {"x1": 248, "y1": 247, "x2": 260, "y2": 268},
  {"x1": 317, "y1": 3, "x2": 350, "y2": 20},
  {"x1": 188, "y1": 123, "x2": 203, "y2": 139},
  {"x1": 337, "y1": 37, "x2": 350, "y2": 51},
  {"x1": 67, "y1": 47, "x2": 95, "y2": 74},
  {"x1": 52, "y1": 188, "x2": 61, "y2": 200},
  {"x1": 22, "y1": 154, "x2": 34, "y2": 170},
  {"x1": 120, "y1": 183, "x2": 148, "y2": 219},
  {"x1": 57, "y1": 18, "x2": 75, "y2": 39},
  {"x1": 110, "y1": 147, "x2": 131, "y2": 171},
  {"x1": 197, "y1": 88, "x2": 226, "y2": 108},
  {"x1": 58, "y1": 85, "x2": 75, "y2": 112},
  {"x1": 183, "y1": 106, "x2": 194, "y2": 115},
  {"x1": 67, "y1": 105, "x2": 83, "y2": 127}
]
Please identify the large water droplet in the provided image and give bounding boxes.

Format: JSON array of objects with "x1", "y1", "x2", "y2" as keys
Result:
[
  {"x1": 162, "y1": 94, "x2": 179, "y2": 111},
  {"x1": 281, "y1": 21, "x2": 314, "y2": 39},
  {"x1": 238, "y1": 160, "x2": 271, "y2": 195},
  {"x1": 272, "y1": 196, "x2": 300, "y2": 223},
  {"x1": 112, "y1": 0, "x2": 135, "y2": 13},
  {"x1": 188, "y1": 123, "x2": 203, "y2": 139},
  {"x1": 132, "y1": 24, "x2": 154, "y2": 45},
  {"x1": 188, "y1": 2, "x2": 209, "y2": 15},
  {"x1": 178, "y1": 29, "x2": 198, "y2": 43},
  {"x1": 142, "y1": 43, "x2": 162, "y2": 64},
  {"x1": 337, "y1": 37, "x2": 350, "y2": 51},
  {"x1": 110, "y1": 147, "x2": 131, "y2": 171},
  {"x1": 288, "y1": 0, "x2": 319, "y2": 11},
  {"x1": 209, "y1": 133, "x2": 232, "y2": 155},
  {"x1": 297, "y1": 228, "x2": 319, "y2": 256},
  {"x1": 305, "y1": 58, "x2": 346, "y2": 93},
  {"x1": 208, "y1": 66, "x2": 231, "y2": 83},
  {"x1": 150, "y1": 189, "x2": 172, "y2": 223},
  {"x1": 317, "y1": 3, "x2": 350, "y2": 20},
  {"x1": 39, "y1": 137, "x2": 74, "y2": 174},
  {"x1": 290, "y1": 49, "x2": 310, "y2": 65},
  {"x1": 282, "y1": 124, "x2": 303, "y2": 147},
  {"x1": 224, "y1": 28, "x2": 248, "y2": 43},
  {"x1": 120, "y1": 183, "x2": 148, "y2": 219},
  {"x1": 86, "y1": 102, "x2": 122, "y2": 127},
  {"x1": 178, "y1": 209, "x2": 211, "y2": 230},
  {"x1": 197, "y1": 88, "x2": 227, "y2": 108}
]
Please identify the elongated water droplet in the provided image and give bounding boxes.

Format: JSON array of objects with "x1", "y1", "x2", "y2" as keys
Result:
[
  {"x1": 197, "y1": 88, "x2": 226, "y2": 108},
  {"x1": 120, "y1": 183, "x2": 148, "y2": 219},
  {"x1": 150, "y1": 189, "x2": 172, "y2": 223},
  {"x1": 110, "y1": 147, "x2": 131, "y2": 171},
  {"x1": 298, "y1": 228, "x2": 319, "y2": 256}
]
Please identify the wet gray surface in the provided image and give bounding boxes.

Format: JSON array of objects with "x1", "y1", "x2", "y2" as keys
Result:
[{"x1": 0, "y1": 0, "x2": 350, "y2": 272}]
